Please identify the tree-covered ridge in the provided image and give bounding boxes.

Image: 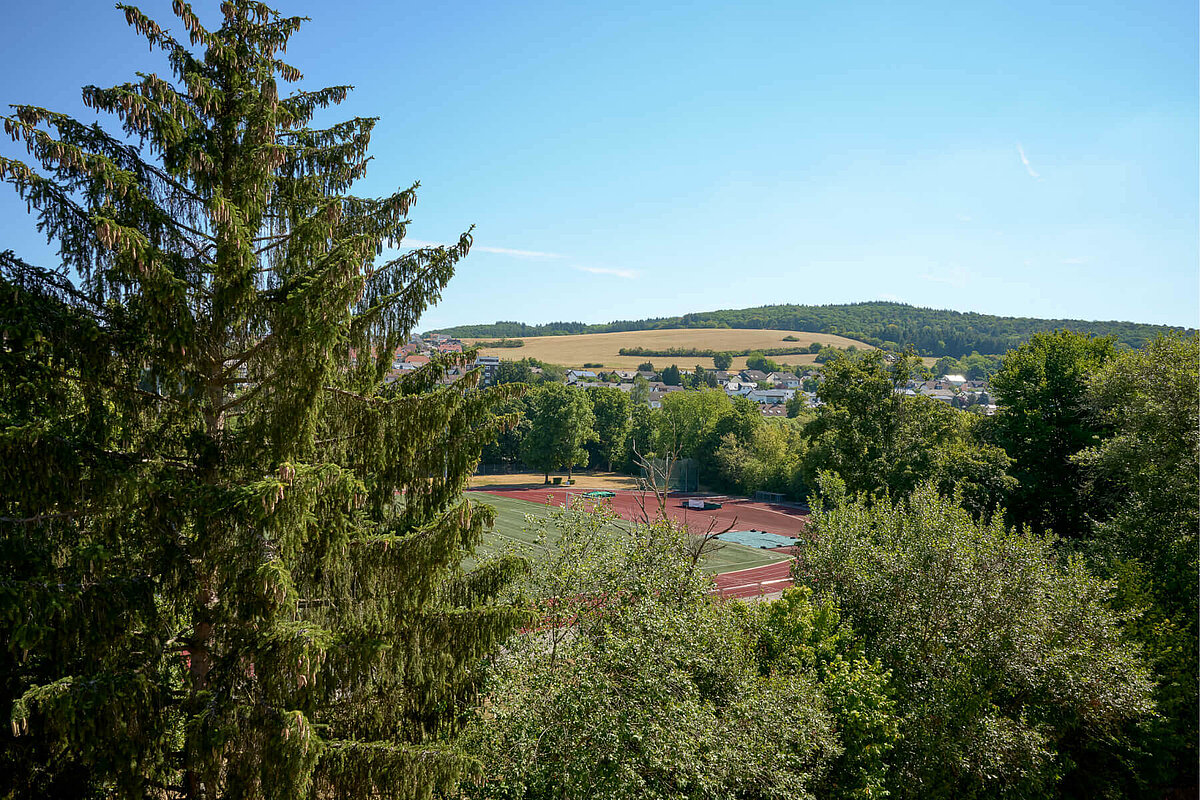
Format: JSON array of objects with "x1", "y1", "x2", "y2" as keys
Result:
[{"x1": 428, "y1": 302, "x2": 1193, "y2": 357}]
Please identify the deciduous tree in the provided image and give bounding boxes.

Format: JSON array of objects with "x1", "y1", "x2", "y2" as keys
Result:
[
  {"x1": 798, "y1": 481, "x2": 1155, "y2": 798},
  {"x1": 986, "y1": 330, "x2": 1116, "y2": 537},
  {"x1": 520, "y1": 383, "x2": 597, "y2": 481},
  {"x1": 586, "y1": 386, "x2": 631, "y2": 471},
  {"x1": 1076, "y1": 333, "x2": 1199, "y2": 790}
]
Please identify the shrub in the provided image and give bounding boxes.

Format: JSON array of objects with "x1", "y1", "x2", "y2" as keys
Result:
[{"x1": 798, "y1": 479, "x2": 1155, "y2": 797}]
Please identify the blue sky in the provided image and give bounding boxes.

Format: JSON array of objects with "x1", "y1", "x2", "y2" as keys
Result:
[{"x1": 1, "y1": 1, "x2": 1196, "y2": 329}]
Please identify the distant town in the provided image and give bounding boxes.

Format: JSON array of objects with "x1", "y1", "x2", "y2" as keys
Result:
[{"x1": 387, "y1": 332, "x2": 998, "y2": 415}]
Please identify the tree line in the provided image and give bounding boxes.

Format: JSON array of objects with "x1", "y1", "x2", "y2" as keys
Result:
[{"x1": 429, "y1": 301, "x2": 1192, "y2": 357}]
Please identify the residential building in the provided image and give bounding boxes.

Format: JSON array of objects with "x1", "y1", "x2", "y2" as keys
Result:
[
  {"x1": 473, "y1": 355, "x2": 500, "y2": 386},
  {"x1": 748, "y1": 388, "x2": 794, "y2": 404}
]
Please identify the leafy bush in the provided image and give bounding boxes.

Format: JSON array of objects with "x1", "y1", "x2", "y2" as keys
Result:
[{"x1": 798, "y1": 479, "x2": 1156, "y2": 798}]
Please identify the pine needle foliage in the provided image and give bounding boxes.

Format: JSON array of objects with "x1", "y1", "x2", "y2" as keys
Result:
[{"x1": 0, "y1": 3, "x2": 527, "y2": 798}]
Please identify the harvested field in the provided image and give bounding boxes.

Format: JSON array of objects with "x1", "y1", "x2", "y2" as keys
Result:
[{"x1": 464, "y1": 328, "x2": 871, "y2": 370}]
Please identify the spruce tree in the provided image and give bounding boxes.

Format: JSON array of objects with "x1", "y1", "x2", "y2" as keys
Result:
[{"x1": 0, "y1": 3, "x2": 526, "y2": 798}]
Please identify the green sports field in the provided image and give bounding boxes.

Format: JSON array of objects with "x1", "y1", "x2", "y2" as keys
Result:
[{"x1": 469, "y1": 492, "x2": 788, "y2": 575}]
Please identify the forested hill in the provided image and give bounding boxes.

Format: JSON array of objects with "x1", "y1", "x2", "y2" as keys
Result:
[{"x1": 428, "y1": 302, "x2": 1193, "y2": 358}]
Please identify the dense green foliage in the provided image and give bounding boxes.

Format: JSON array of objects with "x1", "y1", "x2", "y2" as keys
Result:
[
  {"x1": 932, "y1": 351, "x2": 1004, "y2": 379},
  {"x1": 1075, "y1": 334, "x2": 1199, "y2": 783},
  {"x1": 428, "y1": 302, "x2": 1190, "y2": 357},
  {"x1": 803, "y1": 352, "x2": 1014, "y2": 516},
  {"x1": 492, "y1": 357, "x2": 566, "y2": 385},
  {"x1": 463, "y1": 503, "x2": 896, "y2": 800},
  {"x1": 586, "y1": 387, "x2": 632, "y2": 472},
  {"x1": 985, "y1": 330, "x2": 1117, "y2": 538},
  {"x1": 713, "y1": 420, "x2": 808, "y2": 498},
  {"x1": 0, "y1": 5, "x2": 525, "y2": 798},
  {"x1": 798, "y1": 481, "x2": 1156, "y2": 798},
  {"x1": 519, "y1": 383, "x2": 597, "y2": 481}
]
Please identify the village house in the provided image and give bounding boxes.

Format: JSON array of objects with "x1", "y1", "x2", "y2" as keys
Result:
[
  {"x1": 566, "y1": 369, "x2": 598, "y2": 383},
  {"x1": 926, "y1": 389, "x2": 957, "y2": 404},
  {"x1": 404, "y1": 353, "x2": 431, "y2": 367},
  {"x1": 723, "y1": 380, "x2": 755, "y2": 397},
  {"x1": 748, "y1": 388, "x2": 795, "y2": 404},
  {"x1": 765, "y1": 371, "x2": 801, "y2": 389}
]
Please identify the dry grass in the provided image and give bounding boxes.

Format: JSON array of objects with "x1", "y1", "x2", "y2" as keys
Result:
[{"x1": 464, "y1": 328, "x2": 871, "y2": 370}]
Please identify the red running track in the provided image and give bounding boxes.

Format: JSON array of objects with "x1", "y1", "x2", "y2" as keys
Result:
[
  {"x1": 472, "y1": 487, "x2": 804, "y2": 598},
  {"x1": 471, "y1": 487, "x2": 807, "y2": 537},
  {"x1": 713, "y1": 559, "x2": 795, "y2": 599}
]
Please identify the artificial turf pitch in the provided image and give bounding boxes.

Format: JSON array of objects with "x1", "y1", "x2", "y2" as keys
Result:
[{"x1": 468, "y1": 492, "x2": 788, "y2": 575}]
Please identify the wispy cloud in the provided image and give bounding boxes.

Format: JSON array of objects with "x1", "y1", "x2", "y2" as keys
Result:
[
  {"x1": 918, "y1": 265, "x2": 970, "y2": 289},
  {"x1": 574, "y1": 265, "x2": 639, "y2": 280},
  {"x1": 1016, "y1": 143, "x2": 1040, "y2": 179},
  {"x1": 955, "y1": 214, "x2": 973, "y2": 223},
  {"x1": 475, "y1": 245, "x2": 562, "y2": 258},
  {"x1": 403, "y1": 239, "x2": 561, "y2": 259},
  {"x1": 401, "y1": 238, "x2": 450, "y2": 250}
]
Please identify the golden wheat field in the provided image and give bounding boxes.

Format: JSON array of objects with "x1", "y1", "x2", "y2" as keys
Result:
[{"x1": 464, "y1": 328, "x2": 872, "y2": 370}]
